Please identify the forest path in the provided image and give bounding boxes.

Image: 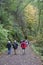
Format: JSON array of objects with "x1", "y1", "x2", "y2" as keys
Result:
[{"x1": 0, "y1": 44, "x2": 42, "y2": 65}]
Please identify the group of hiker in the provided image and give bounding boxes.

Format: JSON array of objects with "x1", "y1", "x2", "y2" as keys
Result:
[{"x1": 6, "y1": 37, "x2": 29, "y2": 55}]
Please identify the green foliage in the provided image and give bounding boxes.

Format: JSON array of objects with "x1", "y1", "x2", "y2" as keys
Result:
[
  {"x1": 7, "y1": 26, "x2": 24, "y2": 42},
  {"x1": 0, "y1": 0, "x2": 43, "y2": 54},
  {"x1": 28, "y1": 36, "x2": 34, "y2": 41},
  {"x1": 32, "y1": 34, "x2": 43, "y2": 57},
  {"x1": 0, "y1": 25, "x2": 8, "y2": 51}
]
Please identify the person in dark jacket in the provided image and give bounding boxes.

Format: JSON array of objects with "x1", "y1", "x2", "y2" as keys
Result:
[
  {"x1": 12, "y1": 40, "x2": 18, "y2": 55},
  {"x1": 25, "y1": 36, "x2": 29, "y2": 46},
  {"x1": 6, "y1": 41, "x2": 12, "y2": 55}
]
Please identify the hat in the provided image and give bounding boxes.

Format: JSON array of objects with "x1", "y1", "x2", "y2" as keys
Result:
[
  {"x1": 8, "y1": 41, "x2": 10, "y2": 43},
  {"x1": 14, "y1": 40, "x2": 16, "y2": 42}
]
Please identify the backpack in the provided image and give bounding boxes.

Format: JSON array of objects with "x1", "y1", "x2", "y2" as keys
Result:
[
  {"x1": 21, "y1": 41, "x2": 27, "y2": 49},
  {"x1": 6, "y1": 43, "x2": 11, "y2": 49},
  {"x1": 13, "y1": 43, "x2": 18, "y2": 49},
  {"x1": 25, "y1": 40, "x2": 29, "y2": 45}
]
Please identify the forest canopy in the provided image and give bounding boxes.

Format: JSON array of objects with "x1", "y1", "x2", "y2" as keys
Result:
[{"x1": 0, "y1": 0, "x2": 43, "y2": 56}]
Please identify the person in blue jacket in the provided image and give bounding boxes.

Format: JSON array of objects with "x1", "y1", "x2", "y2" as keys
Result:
[{"x1": 6, "y1": 41, "x2": 12, "y2": 55}]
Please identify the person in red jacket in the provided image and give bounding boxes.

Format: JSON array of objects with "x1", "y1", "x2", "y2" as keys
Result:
[{"x1": 20, "y1": 40, "x2": 27, "y2": 55}]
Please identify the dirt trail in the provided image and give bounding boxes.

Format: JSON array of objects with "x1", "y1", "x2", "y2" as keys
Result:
[{"x1": 0, "y1": 45, "x2": 42, "y2": 65}]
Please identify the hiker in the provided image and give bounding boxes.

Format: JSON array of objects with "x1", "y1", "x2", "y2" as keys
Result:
[
  {"x1": 20, "y1": 40, "x2": 27, "y2": 55},
  {"x1": 25, "y1": 36, "x2": 29, "y2": 46},
  {"x1": 6, "y1": 41, "x2": 12, "y2": 55},
  {"x1": 12, "y1": 40, "x2": 18, "y2": 55}
]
